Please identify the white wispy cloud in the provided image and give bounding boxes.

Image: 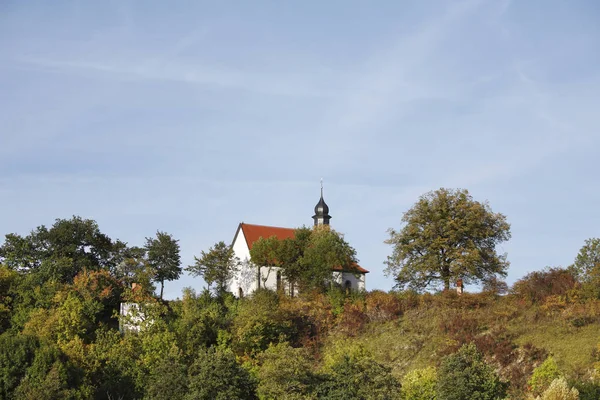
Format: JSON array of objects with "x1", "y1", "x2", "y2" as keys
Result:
[{"x1": 14, "y1": 55, "x2": 343, "y2": 99}]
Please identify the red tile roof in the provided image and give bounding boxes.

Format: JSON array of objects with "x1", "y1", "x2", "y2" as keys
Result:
[
  {"x1": 333, "y1": 263, "x2": 369, "y2": 274},
  {"x1": 237, "y1": 223, "x2": 369, "y2": 273},
  {"x1": 239, "y1": 223, "x2": 296, "y2": 250}
]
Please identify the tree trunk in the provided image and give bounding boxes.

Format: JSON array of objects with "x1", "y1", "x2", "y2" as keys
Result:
[
  {"x1": 160, "y1": 280, "x2": 164, "y2": 299},
  {"x1": 443, "y1": 268, "x2": 450, "y2": 291}
]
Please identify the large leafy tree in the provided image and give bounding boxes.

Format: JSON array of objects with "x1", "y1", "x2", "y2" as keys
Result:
[
  {"x1": 250, "y1": 226, "x2": 358, "y2": 294},
  {"x1": 187, "y1": 241, "x2": 240, "y2": 295},
  {"x1": 249, "y1": 236, "x2": 281, "y2": 290},
  {"x1": 276, "y1": 227, "x2": 312, "y2": 294},
  {"x1": 145, "y1": 231, "x2": 181, "y2": 299},
  {"x1": 300, "y1": 225, "x2": 357, "y2": 290},
  {"x1": 111, "y1": 245, "x2": 155, "y2": 292},
  {"x1": 0, "y1": 216, "x2": 117, "y2": 283},
  {"x1": 385, "y1": 188, "x2": 511, "y2": 291}
]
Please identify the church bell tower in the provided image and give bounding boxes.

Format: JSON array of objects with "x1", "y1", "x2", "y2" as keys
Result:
[{"x1": 312, "y1": 180, "x2": 331, "y2": 226}]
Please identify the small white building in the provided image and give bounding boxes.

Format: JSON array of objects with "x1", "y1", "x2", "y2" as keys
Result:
[
  {"x1": 228, "y1": 188, "x2": 368, "y2": 297},
  {"x1": 118, "y1": 283, "x2": 154, "y2": 333}
]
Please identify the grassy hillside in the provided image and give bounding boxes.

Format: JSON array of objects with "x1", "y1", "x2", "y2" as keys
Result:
[{"x1": 318, "y1": 290, "x2": 600, "y2": 398}]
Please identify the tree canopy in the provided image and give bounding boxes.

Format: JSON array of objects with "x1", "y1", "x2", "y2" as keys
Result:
[
  {"x1": 0, "y1": 216, "x2": 117, "y2": 283},
  {"x1": 187, "y1": 241, "x2": 240, "y2": 295},
  {"x1": 437, "y1": 343, "x2": 507, "y2": 400},
  {"x1": 145, "y1": 231, "x2": 182, "y2": 299},
  {"x1": 250, "y1": 225, "x2": 358, "y2": 294},
  {"x1": 385, "y1": 188, "x2": 511, "y2": 291},
  {"x1": 571, "y1": 238, "x2": 600, "y2": 299}
]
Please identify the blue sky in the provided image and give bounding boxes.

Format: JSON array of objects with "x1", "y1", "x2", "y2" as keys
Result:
[{"x1": 1, "y1": 0, "x2": 599, "y2": 299}]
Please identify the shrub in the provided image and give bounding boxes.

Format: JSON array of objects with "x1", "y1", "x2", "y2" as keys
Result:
[
  {"x1": 439, "y1": 313, "x2": 481, "y2": 350},
  {"x1": 401, "y1": 366, "x2": 437, "y2": 400},
  {"x1": 396, "y1": 290, "x2": 420, "y2": 311},
  {"x1": 336, "y1": 300, "x2": 369, "y2": 336},
  {"x1": 482, "y1": 276, "x2": 509, "y2": 296},
  {"x1": 472, "y1": 328, "x2": 517, "y2": 367},
  {"x1": 529, "y1": 356, "x2": 562, "y2": 396},
  {"x1": 512, "y1": 268, "x2": 577, "y2": 304},
  {"x1": 365, "y1": 290, "x2": 403, "y2": 322},
  {"x1": 437, "y1": 343, "x2": 507, "y2": 400},
  {"x1": 278, "y1": 293, "x2": 335, "y2": 348},
  {"x1": 572, "y1": 380, "x2": 600, "y2": 400},
  {"x1": 501, "y1": 343, "x2": 548, "y2": 397},
  {"x1": 536, "y1": 377, "x2": 579, "y2": 400}
]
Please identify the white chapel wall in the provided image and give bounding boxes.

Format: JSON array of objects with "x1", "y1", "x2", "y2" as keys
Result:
[
  {"x1": 230, "y1": 228, "x2": 257, "y2": 297},
  {"x1": 341, "y1": 271, "x2": 365, "y2": 291}
]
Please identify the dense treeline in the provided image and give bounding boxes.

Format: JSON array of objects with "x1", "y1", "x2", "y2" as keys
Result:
[
  {"x1": 1, "y1": 190, "x2": 600, "y2": 398},
  {"x1": 1, "y1": 252, "x2": 600, "y2": 399}
]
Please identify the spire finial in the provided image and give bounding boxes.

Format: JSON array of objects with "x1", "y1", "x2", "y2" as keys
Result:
[{"x1": 320, "y1": 178, "x2": 323, "y2": 197}]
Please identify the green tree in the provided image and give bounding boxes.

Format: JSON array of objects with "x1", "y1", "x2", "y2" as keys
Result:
[
  {"x1": 571, "y1": 238, "x2": 600, "y2": 298},
  {"x1": 187, "y1": 241, "x2": 240, "y2": 295},
  {"x1": 0, "y1": 216, "x2": 117, "y2": 283},
  {"x1": 300, "y1": 225, "x2": 358, "y2": 291},
  {"x1": 437, "y1": 343, "x2": 507, "y2": 400},
  {"x1": 145, "y1": 231, "x2": 181, "y2": 299},
  {"x1": 0, "y1": 333, "x2": 38, "y2": 398},
  {"x1": 231, "y1": 289, "x2": 297, "y2": 358},
  {"x1": 276, "y1": 227, "x2": 312, "y2": 295},
  {"x1": 572, "y1": 238, "x2": 600, "y2": 278},
  {"x1": 110, "y1": 245, "x2": 155, "y2": 291},
  {"x1": 256, "y1": 343, "x2": 322, "y2": 400},
  {"x1": 249, "y1": 236, "x2": 281, "y2": 290},
  {"x1": 0, "y1": 265, "x2": 17, "y2": 331},
  {"x1": 86, "y1": 329, "x2": 144, "y2": 399},
  {"x1": 385, "y1": 188, "x2": 511, "y2": 291},
  {"x1": 172, "y1": 288, "x2": 229, "y2": 357},
  {"x1": 250, "y1": 226, "x2": 358, "y2": 294},
  {"x1": 185, "y1": 348, "x2": 257, "y2": 400},
  {"x1": 13, "y1": 344, "x2": 82, "y2": 400},
  {"x1": 145, "y1": 346, "x2": 188, "y2": 400}
]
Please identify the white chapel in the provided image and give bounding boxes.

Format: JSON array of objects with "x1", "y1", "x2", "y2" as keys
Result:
[{"x1": 228, "y1": 188, "x2": 368, "y2": 297}]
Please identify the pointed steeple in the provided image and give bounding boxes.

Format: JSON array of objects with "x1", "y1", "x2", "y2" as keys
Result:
[{"x1": 312, "y1": 179, "x2": 331, "y2": 226}]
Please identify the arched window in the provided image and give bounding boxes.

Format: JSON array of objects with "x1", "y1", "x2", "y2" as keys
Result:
[
  {"x1": 345, "y1": 280, "x2": 352, "y2": 294},
  {"x1": 238, "y1": 287, "x2": 244, "y2": 298}
]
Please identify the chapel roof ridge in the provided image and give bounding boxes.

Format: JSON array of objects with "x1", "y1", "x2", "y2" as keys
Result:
[{"x1": 240, "y1": 222, "x2": 296, "y2": 229}]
